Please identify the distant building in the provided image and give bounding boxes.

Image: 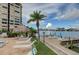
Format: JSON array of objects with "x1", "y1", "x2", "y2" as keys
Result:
[
  {"x1": 0, "y1": 3, "x2": 24, "y2": 32},
  {"x1": 56, "y1": 28, "x2": 65, "y2": 31}
]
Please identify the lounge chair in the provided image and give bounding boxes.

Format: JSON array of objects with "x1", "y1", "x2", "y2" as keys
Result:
[
  {"x1": 18, "y1": 35, "x2": 30, "y2": 40},
  {"x1": 16, "y1": 37, "x2": 32, "y2": 44},
  {"x1": 13, "y1": 40, "x2": 36, "y2": 48},
  {"x1": 0, "y1": 40, "x2": 6, "y2": 47}
]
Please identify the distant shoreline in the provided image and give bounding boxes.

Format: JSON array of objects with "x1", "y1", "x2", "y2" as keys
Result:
[{"x1": 39, "y1": 29, "x2": 79, "y2": 31}]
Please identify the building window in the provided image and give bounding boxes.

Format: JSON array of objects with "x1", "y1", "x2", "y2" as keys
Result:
[
  {"x1": 2, "y1": 18, "x2": 7, "y2": 21},
  {"x1": 15, "y1": 20, "x2": 19, "y2": 22},
  {"x1": 15, "y1": 19, "x2": 20, "y2": 25},
  {"x1": 2, "y1": 13, "x2": 7, "y2": 15},
  {"x1": 10, "y1": 23, "x2": 13, "y2": 25},
  {"x1": 15, "y1": 10, "x2": 19, "y2": 13},
  {"x1": 2, "y1": 6, "x2": 8, "y2": 9},
  {"x1": 15, "y1": 23, "x2": 19, "y2": 25},
  {"x1": 10, "y1": 20, "x2": 14, "y2": 22},
  {"x1": 2, "y1": 22, "x2": 7, "y2": 24},
  {"x1": 15, "y1": 26, "x2": 17, "y2": 28},
  {"x1": 10, "y1": 20, "x2": 14, "y2": 25},
  {"x1": 15, "y1": 21, "x2": 19, "y2": 23},
  {"x1": 10, "y1": 4, "x2": 14, "y2": 6},
  {"x1": 2, "y1": 26, "x2": 7, "y2": 27},
  {"x1": 15, "y1": 3, "x2": 21, "y2": 6},
  {"x1": 15, "y1": 5, "x2": 19, "y2": 8}
]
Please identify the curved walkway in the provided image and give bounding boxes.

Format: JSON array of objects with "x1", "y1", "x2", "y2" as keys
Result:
[{"x1": 41, "y1": 37, "x2": 79, "y2": 55}]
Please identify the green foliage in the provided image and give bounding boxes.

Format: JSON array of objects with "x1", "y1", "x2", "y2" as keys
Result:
[
  {"x1": 7, "y1": 31, "x2": 27, "y2": 37},
  {"x1": 27, "y1": 11, "x2": 46, "y2": 23},
  {"x1": 25, "y1": 32, "x2": 28, "y2": 37},
  {"x1": 32, "y1": 37, "x2": 57, "y2": 55},
  {"x1": 71, "y1": 46, "x2": 79, "y2": 53},
  {"x1": 2, "y1": 29, "x2": 8, "y2": 32},
  {"x1": 68, "y1": 40, "x2": 74, "y2": 49},
  {"x1": 28, "y1": 27, "x2": 37, "y2": 37},
  {"x1": 36, "y1": 41, "x2": 56, "y2": 55},
  {"x1": 7, "y1": 32, "x2": 18, "y2": 37},
  {"x1": 27, "y1": 10, "x2": 46, "y2": 39},
  {"x1": 0, "y1": 30, "x2": 2, "y2": 33}
]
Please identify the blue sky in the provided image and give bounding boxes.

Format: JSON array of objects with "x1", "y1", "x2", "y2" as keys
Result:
[{"x1": 22, "y1": 3, "x2": 79, "y2": 29}]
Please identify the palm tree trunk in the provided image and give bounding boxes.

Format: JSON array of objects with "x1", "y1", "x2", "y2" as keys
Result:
[{"x1": 36, "y1": 20, "x2": 40, "y2": 40}]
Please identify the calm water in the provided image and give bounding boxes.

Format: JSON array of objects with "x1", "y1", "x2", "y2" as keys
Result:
[{"x1": 39, "y1": 31, "x2": 79, "y2": 39}]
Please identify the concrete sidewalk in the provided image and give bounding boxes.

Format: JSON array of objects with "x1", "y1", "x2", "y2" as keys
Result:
[
  {"x1": 42, "y1": 37, "x2": 79, "y2": 55},
  {"x1": 27, "y1": 50, "x2": 32, "y2": 55}
]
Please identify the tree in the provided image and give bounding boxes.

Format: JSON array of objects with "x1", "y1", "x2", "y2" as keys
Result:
[
  {"x1": 28, "y1": 27, "x2": 37, "y2": 37},
  {"x1": 27, "y1": 11, "x2": 46, "y2": 39}
]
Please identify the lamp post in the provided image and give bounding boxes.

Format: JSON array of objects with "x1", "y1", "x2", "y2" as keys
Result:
[
  {"x1": 43, "y1": 31, "x2": 45, "y2": 43},
  {"x1": 68, "y1": 25, "x2": 73, "y2": 49},
  {"x1": 60, "y1": 32, "x2": 62, "y2": 38}
]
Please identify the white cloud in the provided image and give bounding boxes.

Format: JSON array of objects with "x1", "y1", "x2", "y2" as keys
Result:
[
  {"x1": 22, "y1": 3, "x2": 61, "y2": 28},
  {"x1": 71, "y1": 23, "x2": 79, "y2": 29},
  {"x1": 55, "y1": 4, "x2": 79, "y2": 20},
  {"x1": 46, "y1": 23, "x2": 52, "y2": 29},
  {"x1": 22, "y1": 3, "x2": 62, "y2": 19},
  {"x1": 23, "y1": 3, "x2": 79, "y2": 21},
  {"x1": 22, "y1": 3, "x2": 79, "y2": 29}
]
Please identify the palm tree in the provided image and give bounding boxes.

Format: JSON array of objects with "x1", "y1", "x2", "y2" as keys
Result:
[
  {"x1": 28, "y1": 27, "x2": 37, "y2": 37},
  {"x1": 27, "y1": 11, "x2": 46, "y2": 39}
]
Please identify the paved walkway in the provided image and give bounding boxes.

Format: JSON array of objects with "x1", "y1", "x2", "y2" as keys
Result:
[
  {"x1": 41, "y1": 37, "x2": 79, "y2": 55},
  {"x1": 0, "y1": 38, "x2": 32, "y2": 55},
  {"x1": 27, "y1": 50, "x2": 32, "y2": 55}
]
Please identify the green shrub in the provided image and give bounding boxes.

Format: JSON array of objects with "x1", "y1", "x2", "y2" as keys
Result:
[
  {"x1": 7, "y1": 31, "x2": 28, "y2": 37},
  {"x1": 7, "y1": 32, "x2": 18, "y2": 37}
]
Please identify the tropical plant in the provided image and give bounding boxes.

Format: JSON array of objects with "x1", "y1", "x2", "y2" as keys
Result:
[
  {"x1": 28, "y1": 27, "x2": 37, "y2": 38},
  {"x1": 7, "y1": 31, "x2": 26, "y2": 37},
  {"x1": 27, "y1": 11, "x2": 46, "y2": 39}
]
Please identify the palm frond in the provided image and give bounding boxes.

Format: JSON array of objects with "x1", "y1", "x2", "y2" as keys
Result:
[
  {"x1": 39, "y1": 11, "x2": 41, "y2": 14},
  {"x1": 27, "y1": 20, "x2": 31, "y2": 23},
  {"x1": 28, "y1": 10, "x2": 46, "y2": 23},
  {"x1": 27, "y1": 19, "x2": 33, "y2": 23},
  {"x1": 40, "y1": 14, "x2": 46, "y2": 18}
]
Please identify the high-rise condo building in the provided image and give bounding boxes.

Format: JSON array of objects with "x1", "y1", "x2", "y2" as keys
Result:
[{"x1": 0, "y1": 3, "x2": 23, "y2": 32}]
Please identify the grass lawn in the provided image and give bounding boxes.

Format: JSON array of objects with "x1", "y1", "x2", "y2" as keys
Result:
[
  {"x1": 32, "y1": 37, "x2": 57, "y2": 55},
  {"x1": 70, "y1": 46, "x2": 79, "y2": 53}
]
